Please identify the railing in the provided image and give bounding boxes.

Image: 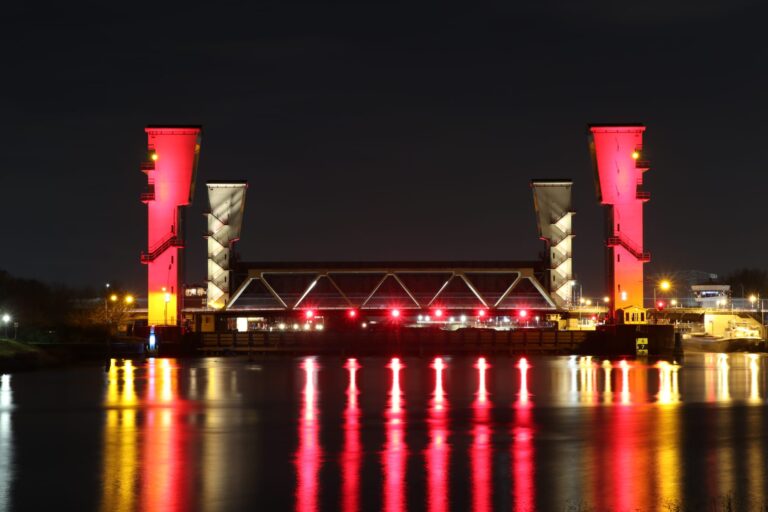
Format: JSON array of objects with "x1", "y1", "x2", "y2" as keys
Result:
[
  {"x1": 635, "y1": 159, "x2": 650, "y2": 170},
  {"x1": 140, "y1": 234, "x2": 183, "y2": 263},
  {"x1": 636, "y1": 187, "x2": 651, "y2": 201},
  {"x1": 606, "y1": 234, "x2": 651, "y2": 262},
  {"x1": 140, "y1": 185, "x2": 155, "y2": 203},
  {"x1": 548, "y1": 224, "x2": 573, "y2": 245}
]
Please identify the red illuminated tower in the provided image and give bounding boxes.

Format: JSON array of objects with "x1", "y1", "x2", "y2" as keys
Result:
[
  {"x1": 589, "y1": 124, "x2": 650, "y2": 313},
  {"x1": 140, "y1": 126, "x2": 202, "y2": 327}
]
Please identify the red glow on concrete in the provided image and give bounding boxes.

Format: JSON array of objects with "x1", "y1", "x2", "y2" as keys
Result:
[
  {"x1": 590, "y1": 125, "x2": 649, "y2": 312},
  {"x1": 342, "y1": 359, "x2": 361, "y2": 512},
  {"x1": 296, "y1": 357, "x2": 321, "y2": 512},
  {"x1": 143, "y1": 126, "x2": 201, "y2": 326}
]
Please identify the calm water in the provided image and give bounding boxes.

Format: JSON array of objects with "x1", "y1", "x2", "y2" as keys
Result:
[{"x1": 0, "y1": 353, "x2": 767, "y2": 511}]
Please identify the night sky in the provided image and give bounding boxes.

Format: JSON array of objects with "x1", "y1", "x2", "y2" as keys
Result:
[{"x1": 2, "y1": 1, "x2": 766, "y2": 296}]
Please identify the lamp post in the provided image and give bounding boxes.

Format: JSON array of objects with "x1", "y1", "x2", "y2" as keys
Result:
[
  {"x1": 654, "y1": 280, "x2": 671, "y2": 308},
  {"x1": 164, "y1": 291, "x2": 171, "y2": 326},
  {"x1": 2, "y1": 314, "x2": 10, "y2": 339}
]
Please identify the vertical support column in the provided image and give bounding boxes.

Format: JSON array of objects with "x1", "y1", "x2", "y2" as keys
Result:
[
  {"x1": 589, "y1": 124, "x2": 651, "y2": 314},
  {"x1": 206, "y1": 181, "x2": 248, "y2": 309},
  {"x1": 531, "y1": 180, "x2": 574, "y2": 307},
  {"x1": 141, "y1": 126, "x2": 202, "y2": 326}
]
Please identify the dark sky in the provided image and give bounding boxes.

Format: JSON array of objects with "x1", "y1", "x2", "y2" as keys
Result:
[{"x1": 2, "y1": 1, "x2": 766, "y2": 296}]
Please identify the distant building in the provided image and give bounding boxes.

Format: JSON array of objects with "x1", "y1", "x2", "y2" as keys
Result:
[{"x1": 691, "y1": 284, "x2": 730, "y2": 308}]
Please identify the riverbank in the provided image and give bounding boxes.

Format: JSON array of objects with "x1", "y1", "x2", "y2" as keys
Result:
[{"x1": 0, "y1": 338, "x2": 55, "y2": 372}]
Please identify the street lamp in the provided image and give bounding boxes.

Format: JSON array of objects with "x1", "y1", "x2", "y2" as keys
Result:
[
  {"x1": 2, "y1": 314, "x2": 10, "y2": 338},
  {"x1": 124, "y1": 294, "x2": 134, "y2": 305},
  {"x1": 654, "y1": 280, "x2": 672, "y2": 308},
  {"x1": 164, "y1": 292, "x2": 171, "y2": 325}
]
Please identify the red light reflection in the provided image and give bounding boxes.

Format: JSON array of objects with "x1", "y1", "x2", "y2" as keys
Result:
[
  {"x1": 140, "y1": 359, "x2": 188, "y2": 511},
  {"x1": 472, "y1": 357, "x2": 492, "y2": 512},
  {"x1": 426, "y1": 357, "x2": 449, "y2": 511},
  {"x1": 513, "y1": 357, "x2": 534, "y2": 510},
  {"x1": 341, "y1": 358, "x2": 361, "y2": 512},
  {"x1": 296, "y1": 358, "x2": 321, "y2": 512},
  {"x1": 383, "y1": 357, "x2": 406, "y2": 512}
]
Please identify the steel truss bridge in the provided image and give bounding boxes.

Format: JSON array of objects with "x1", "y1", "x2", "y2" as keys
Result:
[{"x1": 225, "y1": 261, "x2": 557, "y2": 313}]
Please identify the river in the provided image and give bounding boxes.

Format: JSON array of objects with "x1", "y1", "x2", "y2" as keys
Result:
[{"x1": 0, "y1": 353, "x2": 765, "y2": 511}]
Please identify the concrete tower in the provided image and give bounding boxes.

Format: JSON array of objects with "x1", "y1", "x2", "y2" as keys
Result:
[
  {"x1": 141, "y1": 126, "x2": 202, "y2": 326},
  {"x1": 205, "y1": 181, "x2": 248, "y2": 309},
  {"x1": 531, "y1": 180, "x2": 574, "y2": 307},
  {"x1": 589, "y1": 124, "x2": 650, "y2": 313}
]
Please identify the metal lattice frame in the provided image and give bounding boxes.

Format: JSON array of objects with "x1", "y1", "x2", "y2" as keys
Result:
[{"x1": 226, "y1": 265, "x2": 557, "y2": 311}]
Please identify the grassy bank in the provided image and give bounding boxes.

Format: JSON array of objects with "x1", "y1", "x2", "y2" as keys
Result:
[{"x1": 0, "y1": 338, "x2": 50, "y2": 372}]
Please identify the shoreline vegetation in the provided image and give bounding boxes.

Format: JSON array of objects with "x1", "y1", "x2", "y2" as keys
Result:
[{"x1": 0, "y1": 338, "x2": 54, "y2": 372}]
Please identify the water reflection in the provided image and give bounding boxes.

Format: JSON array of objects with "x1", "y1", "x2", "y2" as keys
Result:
[
  {"x1": 513, "y1": 358, "x2": 534, "y2": 511},
  {"x1": 7, "y1": 353, "x2": 768, "y2": 511},
  {"x1": 0, "y1": 375, "x2": 12, "y2": 512},
  {"x1": 749, "y1": 354, "x2": 761, "y2": 403},
  {"x1": 471, "y1": 358, "x2": 491, "y2": 512},
  {"x1": 142, "y1": 359, "x2": 188, "y2": 511},
  {"x1": 296, "y1": 357, "x2": 321, "y2": 512},
  {"x1": 383, "y1": 357, "x2": 406, "y2": 512},
  {"x1": 341, "y1": 358, "x2": 361, "y2": 512},
  {"x1": 100, "y1": 358, "x2": 190, "y2": 512},
  {"x1": 426, "y1": 357, "x2": 449, "y2": 512},
  {"x1": 101, "y1": 359, "x2": 138, "y2": 512}
]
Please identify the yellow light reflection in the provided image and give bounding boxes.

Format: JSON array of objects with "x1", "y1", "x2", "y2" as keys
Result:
[
  {"x1": 748, "y1": 354, "x2": 760, "y2": 403},
  {"x1": 748, "y1": 391, "x2": 765, "y2": 507},
  {"x1": 656, "y1": 361, "x2": 680, "y2": 405},
  {"x1": 602, "y1": 360, "x2": 613, "y2": 404},
  {"x1": 620, "y1": 360, "x2": 631, "y2": 405},
  {"x1": 578, "y1": 356, "x2": 597, "y2": 404},
  {"x1": 100, "y1": 360, "x2": 138, "y2": 512},
  {"x1": 655, "y1": 361, "x2": 680, "y2": 506},
  {"x1": 568, "y1": 356, "x2": 578, "y2": 405},
  {"x1": 717, "y1": 354, "x2": 730, "y2": 402}
]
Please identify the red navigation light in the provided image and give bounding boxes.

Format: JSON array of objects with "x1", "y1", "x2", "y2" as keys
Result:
[
  {"x1": 390, "y1": 308, "x2": 401, "y2": 319},
  {"x1": 518, "y1": 309, "x2": 528, "y2": 318},
  {"x1": 477, "y1": 309, "x2": 487, "y2": 318},
  {"x1": 657, "y1": 301, "x2": 665, "y2": 310},
  {"x1": 305, "y1": 310, "x2": 315, "y2": 319},
  {"x1": 434, "y1": 308, "x2": 444, "y2": 318},
  {"x1": 347, "y1": 309, "x2": 357, "y2": 319}
]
